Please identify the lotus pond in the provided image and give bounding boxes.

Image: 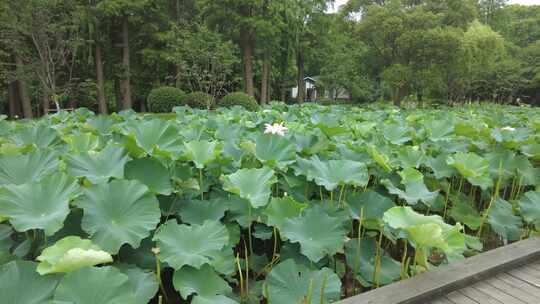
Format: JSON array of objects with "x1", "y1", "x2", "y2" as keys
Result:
[{"x1": 0, "y1": 103, "x2": 539, "y2": 304}]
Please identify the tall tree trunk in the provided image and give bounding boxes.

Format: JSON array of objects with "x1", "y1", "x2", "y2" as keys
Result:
[
  {"x1": 14, "y1": 55, "x2": 33, "y2": 118},
  {"x1": 240, "y1": 26, "x2": 255, "y2": 97},
  {"x1": 296, "y1": 48, "x2": 305, "y2": 104},
  {"x1": 8, "y1": 81, "x2": 19, "y2": 118},
  {"x1": 260, "y1": 54, "x2": 270, "y2": 104},
  {"x1": 41, "y1": 86, "x2": 49, "y2": 114},
  {"x1": 95, "y1": 36, "x2": 108, "y2": 114},
  {"x1": 120, "y1": 15, "x2": 133, "y2": 110},
  {"x1": 114, "y1": 77, "x2": 123, "y2": 110}
]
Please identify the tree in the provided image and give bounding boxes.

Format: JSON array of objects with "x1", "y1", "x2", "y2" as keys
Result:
[
  {"x1": 163, "y1": 24, "x2": 238, "y2": 100},
  {"x1": 96, "y1": 0, "x2": 151, "y2": 110}
]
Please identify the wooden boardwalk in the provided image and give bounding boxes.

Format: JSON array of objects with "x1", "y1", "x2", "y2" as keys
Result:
[
  {"x1": 339, "y1": 238, "x2": 540, "y2": 304},
  {"x1": 429, "y1": 261, "x2": 540, "y2": 304}
]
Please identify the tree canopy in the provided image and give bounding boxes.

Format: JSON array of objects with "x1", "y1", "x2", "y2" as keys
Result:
[{"x1": 0, "y1": 0, "x2": 539, "y2": 117}]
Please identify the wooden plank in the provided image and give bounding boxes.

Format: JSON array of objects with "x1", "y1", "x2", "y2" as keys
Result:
[
  {"x1": 471, "y1": 281, "x2": 527, "y2": 304},
  {"x1": 445, "y1": 291, "x2": 479, "y2": 304},
  {"x1": 430, "y1": 298, "x2": 455, "y2": 304},
  {"x1": 528, "y1": 262, "x2": 540, "y2": 272},
  {"x1": 519, "y1": 265, "x2": 540, "y2": 278},
  {"x1": 459, "y1": 287, "x2": 503, "y2": 304},
  {"x1": 338, "y1": 238, "x2": 540, "y2": 304},
  {"x1": 508, "y1": 269, "x2": 540, "y2": 288},
  {"x1": 495, "y1": 273, "x2": 540, "y2": 297},
  {"x1": 483, "y1": 275, "x2": 540, "y2": 303}
]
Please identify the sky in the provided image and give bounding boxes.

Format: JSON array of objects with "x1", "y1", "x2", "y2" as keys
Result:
[{"x1": 330, "y1": 0, "x2": 540, "y2": 12}]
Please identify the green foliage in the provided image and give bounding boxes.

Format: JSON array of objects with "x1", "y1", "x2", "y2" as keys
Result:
[
  {"x1": 0, "y1": 261, "x2": 60, "y2": 304},
  {"x1": 0, "y1": 89, "x2": 539, "y2": 302},
  {"x1": 219, "y1": 92, "x2": 259, "y2": 111},
  {"x1": 36, "y1": 236, "x2": 113, "y2": 275},
  {"x1": 180, "y1": 92, "x2": 214, "y2": 110},
  {"x1": 147, "y1": 87, "x2": 186, "y2": 113},
  {"x1": 264, "y1": 259, "x2": 342, "y2": 304}
]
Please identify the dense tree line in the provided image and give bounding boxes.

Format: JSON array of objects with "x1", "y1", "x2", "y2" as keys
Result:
[{"x1": 0, "y1": 0, "x2": 538, "y2": 118}]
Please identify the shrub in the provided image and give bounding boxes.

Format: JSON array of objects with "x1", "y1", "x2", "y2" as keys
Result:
[
  {"x1": 147, "y1": 87, "x2": 185, "y2": 113},
  {"x1": 180, "y1": 92, "x2": 214, "y2": 110},
  {"x1": 219, "y1": 92, "x2": 259, "y2": 111}
]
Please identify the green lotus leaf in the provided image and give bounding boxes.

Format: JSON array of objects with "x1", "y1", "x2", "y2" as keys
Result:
[
  {"x1": 487, "y1": 198, "x2": 523, "y2": 241},
  {"x1": 515, "y1": 156, "x2": 540, "y2": 186},
  {"x1": 128, "y1": 119, "x2": 183, "y2": 158},
  {"x1": 383, "y1": 206, "x2": 465, "y2": 254},
  {"x1": 427, "y1": 154, "x2": 457, "y2": 179},
  {"x1": 206, "y1": 247, "x2": 236, "y2": 275},
  {"x1": 192, "y1": 295, "x2": 239, "y2": 304},
  {"x1": 86, "y1": 115, "x2": 116, "y2": 134},
  {"x1": 173, "y1": 264, "x2": 231, "y2": 300},
  {"x1": 264, "y1": 259, "x2": 341, "y2": 304},
  {"x1": 395, "y1": 146, "x2": 427, "y2": 169},
  {"x1": 221, "y1": 167, "x2": 276, "y2": 208},
  {"x1": 405, "y1": 223, "x2": 447, "y2": 249},
  {"x1": 382, "y1": 124, "x2": 411, "y2": 145},
  {"x1": 294, "y1": 156, "x2": 369, "y2": 191},
  {"x1": 125, "y1": 157, "x2": 172, "y2": 195},
  {"x1": 347, "y1": 191, "x2": 395, "y2": 227},
  {"x1": 519, "y1": 191, "x2": 540, "y2": 230},
  {"x1": 344, "y1": 238, "x2": 401, "y2": 287},
  {"x1": 0, "y1": 261, "x2": 60, "y2": 304},
  {"x1": 425, "y1": 119, "x2": 454, "y2": 141},
  {"x1": 53, "y1": 266, "x2": 140, "y2": 304},
  {"x1": 521, "y1": 143, "x2": 540, "y2": 161},
  {"x1": 153, "y1": 220, "x2": 229, "y2": 270},
  {"x1": 447, "y1": 152, "x2": 492, "y2": 189},
  {"x1": 0, "y1": 150, "x2": 59, "y2": 185},
  {"x1": 225, "y1": 195, "x2": 264, "y2": 228},
  {"x1": 177, "y1": 198, "x2": 228, "y2": 225},
  {"x1": 449, "y1": 194, "x2": 481, "y2": 230},
  {"x1": 12, "y1": 124, "x2": 61, "y2": 148},
  {"x1": 184, "y1": 140, "x2": 219, "y2": 169},
  {"x1": 63, "y1": 132, "x2": 100, "y2": 153},
  {"x1": 382, "y1": 168, "x2": 438, "y2": 206},
  {"x1": 76, "y1": 179, "x2": 161, "y2": 253},
  {"x1": 255, "y1": 134, "x2": 296, "y2": 169},
  {"x1": 281, "y1": 206, "x2": 347, "y2": 262},
  {"x1": 0, "y1": 224, "x2": 12, "y2": 251},
  {"x1": 65, "y1": 144, "x2": 129, "y2": 184},
  {"x1": 36, "y1": 236, "x2": 113, "y2": 275},
  {"x1": 253, "y1": 223, "x2": 274, "y2": 240},
  {"x1": 118, "y1": 237, "x2": 158, "y2": 270},
  {"x1": 263, "y1": 196, "x2": 307, "y2": 229},
  {"x1": 0, "y1": 173, "x2": 78, "y2": 235},
  {"x1": 117, "y1": 264, "x2": 159, "y2": 303},
  {"x1": 367, "y1": 145, "x2": 392, "y2": 172}
]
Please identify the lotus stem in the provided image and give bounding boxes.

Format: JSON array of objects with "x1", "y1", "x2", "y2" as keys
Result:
[
  {"x1": 477, "y1": 161, "x2": 503, "y2": 238},
  {"x1": 248, "y1": 206, "x2": 254, "y2": 256},
  {"x1": 244, "y1": 242, "x2": 249, "y2": 299},
  {"x1": 443, "y1": 182, "x2": 450, "y2": 220},
  {"x1": 154, "y1": 251, "x2": 168, "y2": 302},
  {"x1": 305, "y1": 278, "x2": 315, "y2": 304},
  {"x1": 319, "y1": 273, "x2": 328, "y2": 304},
  {"x1": 236, "y1": 253, "x2": 244, "y2": 298},
  {"x1": 353, "y1": 208, "x2": 364, "y2": 293},
  {"x1": 400, "y1": 239, "x2": 409, "y2": 280},
  {"x1": 338, "y1": 184, "x2": 346, "y2": 207},
  {"x1": 373, "y1": 230, "x2": 383, "y2": 288},
  {"x1": 457, "y1": 177, "x2": 464, "y2": 194},
  {"x1": 272, "y1": 226, "x2": 278, "y2": 265},
  {"x1": 199, "y1": 169, "x2": 204, "y2": 200}
]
